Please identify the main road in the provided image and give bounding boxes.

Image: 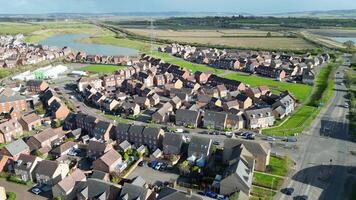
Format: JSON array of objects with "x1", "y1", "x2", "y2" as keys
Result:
[{"x1": 278, "y1": 57, "x2": 356, "y2": 200}]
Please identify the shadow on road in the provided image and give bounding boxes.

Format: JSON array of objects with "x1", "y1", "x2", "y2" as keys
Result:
[
  {"x1": 292, "y1": 165, "x2": 356, "y2": 200},
  {"x1": 319, "y1": 118, "x2": 353, "y2": 141}
]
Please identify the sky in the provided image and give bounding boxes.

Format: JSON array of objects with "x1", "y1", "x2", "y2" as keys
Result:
[{"x1": 0, "y1": 0, "x2": 356, "y2": 14}]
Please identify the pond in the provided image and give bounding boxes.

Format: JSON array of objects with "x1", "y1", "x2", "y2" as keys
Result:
[
  {"x1": 331, "y1": 37, "x2": 356, "y2": 44},
  {"x1": 40, "y1": 34, "x2": 139, "y2": 56}
]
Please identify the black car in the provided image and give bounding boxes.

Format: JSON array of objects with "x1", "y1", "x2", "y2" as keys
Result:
[
  {"x1": 281, "y1": 187, "x2": 295, "y2": 196},
  {"x1": 294, "y1": 195, "x2": 308, "y2": 200},
  {"x1": 138, "y1": 161, "x2": 144, "y2": 167}
]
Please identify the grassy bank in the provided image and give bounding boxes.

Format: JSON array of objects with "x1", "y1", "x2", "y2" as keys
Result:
[
  {"x1": 253, "y1": 172, "x2": 284, "y2": 190},
  {"x1": 345, "y1": 61, "x2": 356, "y2": 137},
  {"x1": 263, "y1": 60, "x2": 339, "y2": 136},
  {"x1": 223, "y1": 73, "x2": 312, "y2": 102}
]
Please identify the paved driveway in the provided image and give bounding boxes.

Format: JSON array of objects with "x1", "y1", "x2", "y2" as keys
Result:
[{"x1": 0, "y1": 179, "x2": 48, "y2": 200}]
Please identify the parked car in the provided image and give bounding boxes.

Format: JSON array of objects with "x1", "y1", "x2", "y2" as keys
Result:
[
  {"x1": 155, "y1": 162, "x2": 162, "y2": 170},
  {"x1": 205, "y1": 191, "x2": 218, "y2": 198},
  {"x1": 281, "y1": 187, "x2": 294, "y2": 195},
  {"x1": 175, "y1": 129, "x2": 184, "y2": 133},
  {"x1": 265, "y1": 136, "x2": 276, "y2": 141},
  {"x1": 283, "y1": 137, "x2": 297, "y2": 142},
  {"x1": 213, "y1": 140, "x2": 221, "y2": 145},
  {"x1": 150, "y1": 160, "x2": 158, "y2": 169},
  {"x1": 31, "y1": 187, "x2": 42, "y2": 195}
]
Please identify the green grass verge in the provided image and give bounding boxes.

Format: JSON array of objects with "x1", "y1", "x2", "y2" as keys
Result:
[
  {"x1": 223, "y1": 73, "x2": 312, "y2": 102},
  {"x1": 79, "y1": 64, "x2": 125, "y2": 73},
  {"x1": 253, "y1": 172, "x2": 284, "y2": 190},
  {"x1": 266, "y1": 156, "x2": 292, "y2": 177},
  {"x1": 251, "y1": 186, "x2": 276, "y2": 199},
  {"x1": 263, "y1": 106, "x2": 319, "y2": 136}
]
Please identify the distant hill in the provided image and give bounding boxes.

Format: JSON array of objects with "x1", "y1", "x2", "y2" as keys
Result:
[{"x1": 270, "y1": 9, "x2": 356, "y2": 19}]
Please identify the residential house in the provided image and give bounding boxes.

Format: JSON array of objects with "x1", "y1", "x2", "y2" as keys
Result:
[
  {"x1": 35, "y1": 160, "x2": 69, "y2": 186},
  {"x1": 76, "y1": 178, "x2": 121, "y2": 200},
  {"x1": 255, "y1": 66, "x2": 286, "y2": 80},
  {"x1": 236, "y1": 94, "x2": 253, "y2": 109},
  {"x1": 0, "y1": 118, "x2": 23, "y2": 144},
  {"x1": 19, "y1": 113, "x2": 42, "y2": 131},
  {"x1": 272, "y1": 93, "x2": 295, "y2": 119},
  {"x1": 119, "y1": 140, "x2": 132, "y2": 152},
  {"x1": 26, "y1": 80, "x2": 49, "y2": 93},
  {"x1": 52, "y1": 169, "x2": 86, "y2": 200},
  {"x1": 223, "y1": 100, "x2": 239, "y2": 112},
  {"x1": 203, "y1": 110, "x2": 227, "y2": 130},
  {"x1": 226, "y1": 114, "x2": 245, "y2": 130},
  {"x1": 244, "y1": 108, "x2": 275, "y2": 129},
  {"x1": 141, "y1": 127, "x2": 165, "y2": 151},
  {"x1": 76, "y1": 113, "x2": 99, "y2": 135},
  {"x1": 26, "y1": 128, "x2": 65, "y2": 152},
  {"x1": 14, "y1": 154, "x2": 42, "y2": 182},
  {"x1": 93, "y1": 149, "x2": 123, "y2": 173},
  {"x1": 92, "y1": 121, "x2": 113, "y2": 141},
  {"x1": 152, "y1": 102, "x2": 173, "y2": 123},
  {"x1": 187, "y1": 136, "x2": 213, "y2": 167},
  {"x1": 0, "y1": 88, "x2": 27, "y2": 117},
  {"x1": 114, "y1": 123, "x2": 131, "y2": 142},
  {"x1": 162, "y1": 133, "x2": 184, "y2": 155},
  {"x1": 52, "y1": 141, "x2": 78, "y2": 157},
  {"x1": 77, "y1": 77, "x2": 103, "y2": 92},
  {"x1": 49, "y1": 100, "x2": 70, "y2": 120},
  {"x1": 224, "y1": 139, "x2": 271, "y2": 171},
  {"x1": 87, "y1": 140, "x2": 113, "y2": 160},
  {"x1": 245, "y1": 87, "x2": 261, "y2": 99},
  {"x1": 119, "y1": 102, "x2": 140, "y2": 116},
  {"x1": 175, "y1": 109, "x2": 201, "y2": 128},
  {"x1": 118, "y1": 176, "x2": 154, "y2": 200},
  {"x1": 102, "y1": 98, "x2": 120, "y2": 112},
  {"x1": 220, "y1": 159, "x2": 253, "y2": 196},
  {"x1": 216, "y1": 84, "x2": 228, "y2": 98},
  {"x1": 0, "y1": 139, "x2": 30, "y2": 161}
]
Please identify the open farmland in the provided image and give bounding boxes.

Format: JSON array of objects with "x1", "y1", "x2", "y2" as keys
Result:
[
  {"x1": 0, "y1": 22, "x2": 43, "y2": 35},
  {"x1": 125, "y1": 28, "x2": 315, "y2": 50}
]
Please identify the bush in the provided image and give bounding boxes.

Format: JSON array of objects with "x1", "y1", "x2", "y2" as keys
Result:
[
  {"x1": 7, "y1": 175, "x2": 30, "y2": 185},
  {"x1": 6, "y1": 192, "x2": 16, "y2": 200}
]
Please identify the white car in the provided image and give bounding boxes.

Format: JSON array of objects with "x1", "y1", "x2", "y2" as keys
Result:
[
  {"x1": 155, "y1": 163, "x2": 162, "y2": 170},
  {"x1": 175, "y1": 129, "x2": 184, "y2": 133},
  {"x1": 266, "y1": 136, "x2": 276, "y2": 141},
  {"x1": 31, "y1": 188, "x2": 41, "y2": 195}
]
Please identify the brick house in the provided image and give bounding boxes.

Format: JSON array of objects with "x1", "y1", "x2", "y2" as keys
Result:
[
  {"x1": 93, "y1": 149, "x2": 123, "y2": 173},
  {"x1": 26, "y1": 80, "x2": 49, "y2": 93},
  {"x1": 18, "y1": 113, "x2": 42, "y2": 131},
  {"x1": 0, "y1": 118, "x2": 23, "y2": 144}
]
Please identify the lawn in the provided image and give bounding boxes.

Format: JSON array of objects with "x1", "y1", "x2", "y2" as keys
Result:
[
  {"x1": 250, "y1": 186, "x2": 276, "y2": 199},
  {"x1": 263, "y1": 106, "x2": 319, "y2": 136},
  {"x1": 79, "y1": 64, "x2": 125, "y2": 73},
  {"x1": 266, "y1": 156, "x2": 292, "y2": 177},
  {"x1": 253, "y1": 172, "x2": 284, "y2": 190},
  {"x1": 223, "y1": 72, "x2": 312, "y2": 102}
]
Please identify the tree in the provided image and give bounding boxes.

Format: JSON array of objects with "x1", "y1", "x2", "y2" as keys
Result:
[
  {"x1": 266, "y1": 32, "x2": 272, "y2": 37},
  {"x1": 179, "y1": 161, "x2": 191, "y2": 175},
  {"x1": 343, "y1": 40, "x2": 355, "y2": 49}
]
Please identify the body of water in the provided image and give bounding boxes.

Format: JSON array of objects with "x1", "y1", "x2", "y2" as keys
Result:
[
  {"x1": 40, "y1": 34, "x2": 139, "y2": 56},
  {"x1": 331, "y1": 37, "x2": 356, "y2": 43}
]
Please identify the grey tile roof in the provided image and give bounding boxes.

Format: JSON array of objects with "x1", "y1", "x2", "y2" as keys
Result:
[
  {"x1": 158, "y1": 187, "x2": 203, "y2": 200},
  {"x1": 4, "y1": 139, "x2": 29, "y2": 157},
  {"x1": 35, "y1": 160, "x2": 60, "y2": 177}
]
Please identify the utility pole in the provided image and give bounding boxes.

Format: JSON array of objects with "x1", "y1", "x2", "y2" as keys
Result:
[{"x1": 149, "y1": 19, "x2": 156, "y2": 54}]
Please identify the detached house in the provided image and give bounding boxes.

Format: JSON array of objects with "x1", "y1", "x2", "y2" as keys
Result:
[
  {"x1": 188, "y1": 136, "x2": 213, "y2": 167},
  {"x1": 0, "y1": 139, "x2": 30, "y2": 162},
  {"x1": 35, "y1": 160, "x2": 69, "y2": 186},
  {"x1": 0, "y1": 118, "x2": 23, "y2": 144},
  {"x1": 19, "y1": 113, "x2": 42, "y2": 131},
  {"x1": 93, "y1": 149, "x2": 123, "y2": 173},
  {"x1": 52, "y1": 169, "x2": 86, "y2": 200},
  {"x1": 14, "y1": 154, "x2": 42, "y2": 182},
  {"x1": 272, "y1": 93, "x2": 295, "y2": 119}
]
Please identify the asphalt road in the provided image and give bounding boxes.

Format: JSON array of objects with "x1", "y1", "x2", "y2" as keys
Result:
[
  {"x1": 278, "y1": 57, "x2": 356, "y2": 200},
  {"x1": 0, "y1": 179, "x2": 47, "y2": 200}
]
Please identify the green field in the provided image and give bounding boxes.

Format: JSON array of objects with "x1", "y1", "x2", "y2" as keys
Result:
[
  {"x1": 79, "y1": 64, "x2": 125, "y2": 73},
  {"x1": 253, "y1": 172, "x2": 284, "y2": 190},
  {"x1": 223, "y1": 73, "x2": 312, "y2": 102}
]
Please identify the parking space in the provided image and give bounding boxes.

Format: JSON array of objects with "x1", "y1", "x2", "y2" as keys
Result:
[{"x1": 127, "y1": 164, "x2": 179, "y2": 185}]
